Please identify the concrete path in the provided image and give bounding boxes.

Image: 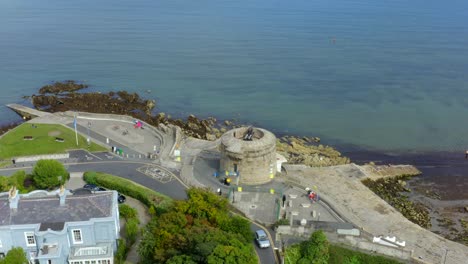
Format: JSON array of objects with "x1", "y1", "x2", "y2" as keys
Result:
[
  {"x1": 123, "y1": 197, "x2": 151, "y2": 264},
  {"x1": 284, "y1": 164, "x2": 468, "y2": 264}
]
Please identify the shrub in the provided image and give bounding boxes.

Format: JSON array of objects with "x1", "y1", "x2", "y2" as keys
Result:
[
  {"x1": 126, "y1": 218, "x2": 140, "y2": 245},
  {"x1": 114, "y1": 239, "x2": 127, "y2": 264},
  {"x1": 119, "y1": 204, "x2": 137, "y2": 219},
  {"x1": 32, "y1": 159, "x2": 69, "y2": 189},
  {"x1": 84, "y1": 171, "x2": 172, "y2": 213},
  {"x1": 0, "y1": 171, "x2": 35, "y2": 193},
  {"x1": 273, "y1": 218, "x2": 290, "y2": 229}
]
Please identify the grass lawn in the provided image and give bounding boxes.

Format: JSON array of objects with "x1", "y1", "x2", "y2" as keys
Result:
[
  {"x1": 0, "y1": 123, "x2": 106, "y2": 159},
  {"x1": 328, "y1": 244, "x2": 402, "y2": 264},
  {"x1": 285, "y1": 243, "x2": 402, "y2": 264}
]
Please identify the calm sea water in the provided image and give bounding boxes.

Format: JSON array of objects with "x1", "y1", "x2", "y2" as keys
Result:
[{"x1": 1, "y1": 0, "x2": 468, "y2": 153}]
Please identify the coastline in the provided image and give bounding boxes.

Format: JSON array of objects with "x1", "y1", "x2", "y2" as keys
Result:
[{"x1": 3, "y1": 97, "x2": 463, "y2": 256}]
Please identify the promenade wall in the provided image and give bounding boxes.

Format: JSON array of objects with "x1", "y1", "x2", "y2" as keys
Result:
[{"x1": 14, "y1": 153, "x2": 69, "y2": 162}]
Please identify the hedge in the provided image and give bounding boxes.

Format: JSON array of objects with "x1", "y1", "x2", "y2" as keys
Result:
[
  {"x1": 83, "y1": 171, "x2": 172, "y2": 213},
  {"x1": 115, "y1": 239, "x2": 127, "y2": 264}
]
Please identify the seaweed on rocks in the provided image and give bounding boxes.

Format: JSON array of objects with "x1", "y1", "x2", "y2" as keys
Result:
[
  {"x1": 362, "y1": 176, "x2": 431, "y2": 229},
  {"x1": 276, "y1": 135, "x2": 350, "y2": 167},
  {"x1": 39, "y1": 80, "x2": 88, "y2": 94},
  {"x1": 0, "y1": 122, "x2": 22, "y2": 136},
  {"x1": 31, "y1": 86, "x2": 219, "y2": 139}
]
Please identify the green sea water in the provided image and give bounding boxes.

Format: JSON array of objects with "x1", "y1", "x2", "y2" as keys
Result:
[{"x1": 1, "y1": 0, "x2": 467, "y2": 152}]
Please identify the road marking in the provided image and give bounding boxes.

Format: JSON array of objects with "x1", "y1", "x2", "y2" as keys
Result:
[
  {"x1": 86, "y1": 151, "x2": 102, "y2": 160},
  {"x1": 137, "y1": 165, "x2": 173, "y2": 183}
]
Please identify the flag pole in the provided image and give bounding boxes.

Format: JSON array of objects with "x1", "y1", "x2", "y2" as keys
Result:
[{"x1": 74, "y1": 112, "x2": 79, "y2": 146}]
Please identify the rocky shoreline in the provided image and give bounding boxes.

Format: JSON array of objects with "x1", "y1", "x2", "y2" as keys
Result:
[
  {"x1": 6, "y1": 81, "x2": 467, "y2": 247},
  {"x1": 28, "y1": 81, "x2": 350, "y2": 167}
]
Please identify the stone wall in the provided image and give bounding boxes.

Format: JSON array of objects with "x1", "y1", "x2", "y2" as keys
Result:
[{"x1": 14, "y1": 153, "x2": 69, "y2": 163}]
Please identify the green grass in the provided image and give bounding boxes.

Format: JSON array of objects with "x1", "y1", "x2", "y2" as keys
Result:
[
  {"x1": 0, "y1": 123, "x2": 106, "y2": 159},
  {"x1": 328, "y1": 244, "x2": 402, "y2": 264},
  {"x1": 284, "y1": 243, "x2": 402, "y2": 264}
]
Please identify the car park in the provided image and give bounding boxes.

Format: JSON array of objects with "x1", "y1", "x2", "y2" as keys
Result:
[{"x1": 255, "y1": 230, "x2": 270, "y2": 248}]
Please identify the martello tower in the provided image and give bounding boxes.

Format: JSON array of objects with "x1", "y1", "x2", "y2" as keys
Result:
[{"x1": 220, "y1": 127, "x2": 276, "y2": 185}]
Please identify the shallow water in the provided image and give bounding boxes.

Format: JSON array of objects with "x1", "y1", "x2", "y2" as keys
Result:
[{"x1": 1, "y1": 0, "x2": 468, "y2": 152}]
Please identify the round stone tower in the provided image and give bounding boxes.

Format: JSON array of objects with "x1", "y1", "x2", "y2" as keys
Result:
[{"x1": 220, "y1": 127, "x2": 276, "y2": 185}]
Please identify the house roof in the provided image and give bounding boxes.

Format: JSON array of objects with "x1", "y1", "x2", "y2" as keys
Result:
[{"x1": 0, "y1": 191, "x2": 114, "y2": 227}]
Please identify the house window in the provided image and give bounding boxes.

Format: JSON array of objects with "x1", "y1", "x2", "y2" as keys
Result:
[
  {"x1": 72, "y1": 229, "x2": 83, "y2": 244},
  {"x1": 24, "y1": 232, "x2": 36, "y2": 247}
]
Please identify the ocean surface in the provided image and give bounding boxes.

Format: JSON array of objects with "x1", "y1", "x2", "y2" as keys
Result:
[{"x1": 1, "y1": 0, "x2": 468, "y2": 153}]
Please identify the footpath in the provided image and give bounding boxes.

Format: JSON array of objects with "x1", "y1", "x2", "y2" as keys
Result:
[{"x1": 9, "y1": 105, "x2": 468, "y2": 264}]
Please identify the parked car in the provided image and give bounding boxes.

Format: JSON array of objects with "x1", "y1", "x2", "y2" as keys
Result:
[
  {"x1": 117, "y1": 193, "x2": 126, "y2": 203},
  {"x1": 255, "y1": 230, "x2": 270, "y2": 248},
  {"x1": 83, "y1": 184, "x2": 99, "y2": 191},
  {"x1": 83, "y1": 184, "x2": 125, "y2": 203}
]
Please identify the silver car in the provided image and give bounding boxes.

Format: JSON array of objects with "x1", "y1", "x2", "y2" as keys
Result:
[{"x1": 255, "y1": 230, "x2": 271, "y2": 248}]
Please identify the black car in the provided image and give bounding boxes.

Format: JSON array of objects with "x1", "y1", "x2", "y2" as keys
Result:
[
  {"x1": 83, "y1": 184, "x2": 99, "y2": 191},
  {"x1": 83, "y1": 184, "x2": 107, "y2": 191},
  {"x1": 83, "y1": 184, "x2": 125, "y2": 203},
  {"x1": 117, "y1": 193, "x2": 126, "y2": 204}
]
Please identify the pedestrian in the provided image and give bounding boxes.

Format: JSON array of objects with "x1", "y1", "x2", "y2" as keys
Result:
[{"x1": 465, "y1": 150, "x2": 468, "y2": 159}]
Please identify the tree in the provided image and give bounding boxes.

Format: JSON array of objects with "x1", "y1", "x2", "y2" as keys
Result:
[
  {"x1": 207, "y1": 242, "x2": 257, "y2": 264},
  {"x1": 138, "y1": 188, "x2": 257, "y2": 264},
  {"x1": 0, "y1": 247, "x2": 28, "y2": 264},
  {"x1": 300, "y1": 230, "x2": 330, "y2": 264},
  {"x1": 166, "y1": 255, "x2": 197, "y2": 264},
  {"x1": 32, "y1": 159, "x2": 69, "y2": 189},
  {"x1": 219, "y1": 215, "x2": 253, "y2": 242}
]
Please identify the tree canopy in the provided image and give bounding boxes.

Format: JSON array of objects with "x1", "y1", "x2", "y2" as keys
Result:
[
  {"x1": 138, "y1": 188, "x2": 257, "y2": 264},
  {"x1": 0, "y1": 247, "x2": 28, "y2": 264},
  {"x1": 32, "y1": 159, "x2": 69, "y2": 189}
]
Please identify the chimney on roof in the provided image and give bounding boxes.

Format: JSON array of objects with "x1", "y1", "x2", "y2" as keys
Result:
[
  {"x1": 58, "y1": 185, "x2": 66, "y2": 206},
  {"x1": 8, "y1": 186, "x2": 19, "y2": 209}
]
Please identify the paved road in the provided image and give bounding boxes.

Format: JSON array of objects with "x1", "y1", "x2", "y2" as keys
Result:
[
  {"x1": 0, "y1": 160, "x2": 187, "y2": 200},
  {"x1": 0, "y1": 157, "x2": 277, "y2": 263},
  {"x1": 250, "y1": 223, "x2": 277, "y2": 264}
]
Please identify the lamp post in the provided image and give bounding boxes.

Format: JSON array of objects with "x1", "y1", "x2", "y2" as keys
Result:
[
  {"x1": 232, "y1": 187, "x2": 235, "y2": 203},
  {"x1": 87, "y1": 121, "x2": 91, "y2": 146}
]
